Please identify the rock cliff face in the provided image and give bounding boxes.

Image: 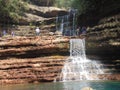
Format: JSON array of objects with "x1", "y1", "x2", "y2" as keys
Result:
[
  {"x1": 20, "y1": 2, "x2": 67, "y2": 25},
  {"x1": 86, "y1": 13, "x2": 120, "y2": 75},
  {"x1": 0, "y1": 1, "x2": 69, "y2": 84},
  {"x1": 0, "y1": 36, "x2": 69, "y2": 58},
  {"x1": 0, "y1": 56, "x2": 66, "y2": 84},
  {"x1": 0, "y1": 1, "x2": 120, "y2": 85},
  {"x1": 0, "y1": 57, "x2": 120, "y2": 84},
  {"x1": 0, "y1": 36, "x2": 120, "y2": 84},
  {"x1": 0, "y1": 36, "x2": 69, "y2": 84},
  {"x1": 86, "y1": 14, "x2": 120, "y2": 54}
]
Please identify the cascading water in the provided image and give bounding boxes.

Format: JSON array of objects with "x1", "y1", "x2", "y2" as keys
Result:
[
  {"x1": 55, "y1": 9, "x2": 77, "y2": 36},
  {"x1": 58, "y1": 39, "x2": 104, "y2": 82},
  {"x1": 60, "y1": 19, "x2": 64, "y2": 33},
  {"x1": 72, "y1": 13, "x2": 76, "y2": 36}
]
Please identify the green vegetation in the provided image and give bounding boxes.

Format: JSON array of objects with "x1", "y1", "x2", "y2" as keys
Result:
[
  {"x1": 0, "y1": 0, "x2": 119, "y2": 25},
  {"x1": 54, "y1": 0, "x2": 72, "y2": 9},
  {"x1": 55, "y1": 0, "x2": 120, "y2": 15},
  {"x1": 0, "y1": 0, "x2": 28, "y2": 23},
  {"x1": 30, "y1": 0, "x2": 55, "y2": 6}
]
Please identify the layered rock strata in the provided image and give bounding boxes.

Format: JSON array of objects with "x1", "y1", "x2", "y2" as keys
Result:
[
  {"x1": 0, "y1": 36, "x2": 120, "y2": 84},
  {"x1": 0, "y1": 56, "x2": 67, "y2": 84},
  {"x1": 0, "y1": 36, "x2": 69, "y2": 58}
]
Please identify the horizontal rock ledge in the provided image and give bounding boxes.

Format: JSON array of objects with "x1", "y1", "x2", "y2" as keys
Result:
[{"x1": 0, "y1": 36, "x2": 70, "y2": 58}]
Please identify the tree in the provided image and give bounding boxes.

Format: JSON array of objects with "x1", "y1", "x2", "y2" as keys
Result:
[
  {"x1": 54, "y1": 0, "x2": 73, "y2": 9},
  {"x1": 54, "y1": 0, "x2": 120, "y2": 15},
  {"x1": 0, "y1": 0, "x2": 27, "y2": 23},
  {"x1": 30, "y1": 0, "x2": 55, "y2": 6}
]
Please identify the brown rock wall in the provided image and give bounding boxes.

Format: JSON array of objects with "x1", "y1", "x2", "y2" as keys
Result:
[
  {"x1": 0, "y1": 56, "x2": 66, "y2": 84},
  {"x1": 0, "y1": 36, "x2": 120, "y2": 85},
  {"x1": 0, "y1": 36, "x2": 69, "y2": 58}
]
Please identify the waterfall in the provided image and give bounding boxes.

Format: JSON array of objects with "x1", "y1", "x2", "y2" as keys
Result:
[
  {"x1": 57, "y1": 39, "x2": 104, "y2": 82},
  {"x1": 60, "y1": 19, "x2": 64, "y2": 34},
  {"x1": 72, "y1": 13, "x2": 76, "y2": 36},
  {"x1": 56, "y1": 16, "x2": 58, "y2": 31},
  {"x1": 55, "y1": 9, "x2": 77, "y2": 36}
]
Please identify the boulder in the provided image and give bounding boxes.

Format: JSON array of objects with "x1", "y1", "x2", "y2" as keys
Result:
[{"x1": 81, "y1": 87, "x2": 93, "y2": 90}]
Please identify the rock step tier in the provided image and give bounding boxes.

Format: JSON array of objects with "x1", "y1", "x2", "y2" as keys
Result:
[
  {"x1": 86, "y1": 13, "x2": 120, "y2": 75},
  {"x1": 0, "y1": 36, "x2": 120, "y2": 84},
  {"x1": 0, "y1": 36, "x2": 69, "y2": 59},
  {"x1": 0, "y1": 57, "x2": 66, "y2": 84},
  {"x1": 0, "y1": 56, "x2": 120, "y2": 84}
]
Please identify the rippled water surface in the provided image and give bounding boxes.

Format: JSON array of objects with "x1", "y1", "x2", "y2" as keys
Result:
[{"x1": 0, "y1": 81, "x2": 120, "y2": 90}]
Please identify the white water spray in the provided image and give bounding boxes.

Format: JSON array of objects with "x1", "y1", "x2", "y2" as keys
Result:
[{"x1": 58, "y1": 39, "x2": 104, "y2": 82}]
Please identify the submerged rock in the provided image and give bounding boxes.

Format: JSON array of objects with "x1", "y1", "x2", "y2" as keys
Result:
[{"x1": 81, "y1": 87, "x2": 93, "y2": 90}]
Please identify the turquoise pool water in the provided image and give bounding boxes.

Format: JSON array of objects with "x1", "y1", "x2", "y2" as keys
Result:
[{"x1": 0, "y1": 81, "x2": 120, "y2": 90}]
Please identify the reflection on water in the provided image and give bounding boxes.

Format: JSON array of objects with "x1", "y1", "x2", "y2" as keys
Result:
[{"x1": 0, "y1": 81, "x2": 120, "y2": 90}]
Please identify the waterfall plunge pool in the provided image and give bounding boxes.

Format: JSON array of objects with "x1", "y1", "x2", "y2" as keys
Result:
[{"x1": 1, "y1": 81, "x2": 120, "y2": 90}]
